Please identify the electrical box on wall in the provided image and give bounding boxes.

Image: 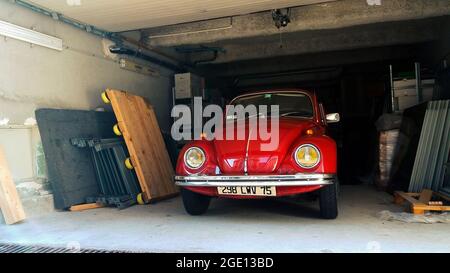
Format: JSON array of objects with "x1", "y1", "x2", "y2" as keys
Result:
[
  {"x1": 119, "y1": 58, "x2": 160, "y2": 77},
  {"x1": 174, "y1": 73, "x2": 204, "y2": 99}
]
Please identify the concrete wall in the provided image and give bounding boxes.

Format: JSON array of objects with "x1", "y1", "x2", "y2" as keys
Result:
[
  {"x1": 144, "y1": 0, "x2": 450, "y2": 47},
  {"x1": 0, "y1": 1, "x2": 174, "y2": 213},
  {"x1": 433, "y1": 17, "x2": 450, "y2": 65}
]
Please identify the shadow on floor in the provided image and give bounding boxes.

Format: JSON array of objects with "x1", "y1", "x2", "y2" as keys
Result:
[{"x1": 206, "y1": 197, "x2": 322, "y2": 219}]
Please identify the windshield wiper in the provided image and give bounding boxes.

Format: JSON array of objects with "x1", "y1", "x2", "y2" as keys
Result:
[
  {"x1": 280, "y1": 111, "x2": 310, "y2": 117},
  {"x1": 227, "y1": 112, "x2": 272, "y2": 120}
]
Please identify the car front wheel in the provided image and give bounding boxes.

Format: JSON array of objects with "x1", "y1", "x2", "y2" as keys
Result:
[
  {"x1": 181, "y1": 188, "x2": 211, "y2": 215},
  {"x1": 319, "y1": 182, "x2": 338, "y2": 219}
]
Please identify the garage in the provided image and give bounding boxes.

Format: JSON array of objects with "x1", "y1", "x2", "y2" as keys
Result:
[{"x1": 0, "y1": 0, "x2": 450, "y2": 256}]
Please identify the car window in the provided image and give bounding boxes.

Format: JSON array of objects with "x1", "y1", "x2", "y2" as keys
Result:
[{"x1": 231, "y1": 93, "x2": 314, "y2": 118}]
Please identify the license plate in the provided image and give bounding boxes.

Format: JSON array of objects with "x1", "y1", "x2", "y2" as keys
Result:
[{"x1": 217, "y1": 186, "x2": 276, "y2": 196}]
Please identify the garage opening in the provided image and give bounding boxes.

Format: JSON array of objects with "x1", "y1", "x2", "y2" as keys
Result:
[
  {"x1": 182, "y1": 18, "x2": 450, "y2": 189},
  {"x1": 1, "y1": 0, "x2": 450, "y2": 253}
]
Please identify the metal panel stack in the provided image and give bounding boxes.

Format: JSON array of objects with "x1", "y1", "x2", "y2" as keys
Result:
[
  {"x1": 71, "y1": 138, "x2": 141, "y2": 209},
  {"x1": 442, "y1": 162, "x2": 450, "y2": 196},
  {"x1": 409, "y1": 100, "x2": 450, "y2": 194}
]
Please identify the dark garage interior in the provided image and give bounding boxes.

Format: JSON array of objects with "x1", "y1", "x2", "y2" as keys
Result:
[
  {"x1": 173, "y1": 17, "x2": 450, "y2": 189},
  {"x1": 0, "y1": 0, "x2": 450, "y2": 253}
]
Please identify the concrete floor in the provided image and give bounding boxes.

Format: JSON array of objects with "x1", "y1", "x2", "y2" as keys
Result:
[{"x1": 0, "y1": 185, "x2": 449, "y2": 253}]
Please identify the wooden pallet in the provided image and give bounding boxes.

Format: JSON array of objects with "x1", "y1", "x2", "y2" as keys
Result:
[
  {"x1": 0, "y1": 146, "x2": 26, "y2": 225},
  {"x1": 69, "y1": 203, "x2": 104, "y2": 212},
  {"x1": 105, "y1": 89, "x2": 178, "y2": 203},
  {"x1": 394, "y1": 189, "x2": 450, "y2": 215}
]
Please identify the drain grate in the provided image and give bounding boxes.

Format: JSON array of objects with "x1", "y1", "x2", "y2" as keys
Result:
[{"x1": 0, "y1": 243, "x2": 131, "y2": 253}]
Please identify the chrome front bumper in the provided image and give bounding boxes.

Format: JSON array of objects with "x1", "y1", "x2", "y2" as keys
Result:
[{"x1": 174, "y1": 174, "x2": 335, "y2": 187}]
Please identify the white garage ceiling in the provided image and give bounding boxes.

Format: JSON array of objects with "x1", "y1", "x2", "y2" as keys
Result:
[{"x1": 27, "y1": 0, "x2": 335, "y2": 32}]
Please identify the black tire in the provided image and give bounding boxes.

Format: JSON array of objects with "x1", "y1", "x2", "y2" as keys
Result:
[
  {"x1": 319, "y1": 182, "x2": 338, "y2": 219},
  {"x1": 181, "y1": 188, "x2": 211, "y2": 215}
]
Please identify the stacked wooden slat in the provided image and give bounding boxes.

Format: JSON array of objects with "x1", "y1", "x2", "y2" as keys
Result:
[{"x1": 377, "y1": 130, "x2": 400, "y2": 189}]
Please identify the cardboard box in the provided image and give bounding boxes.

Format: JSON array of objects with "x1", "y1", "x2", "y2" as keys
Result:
[
  {"x1": 174, "y1": 73, "x2": 203, "y2": 99},
  {"x1": 396, "y1": 89, "x2": 433, "y2": 111},
  {"x1": 393, "y1": 79, "x2": 435, "y2": 111},
  {"x1": 393, "y1": 79, "x2": 415, "y2": 89},
  {"x1": 393, "y1": 79, "x2": 435, "y2": 98}
]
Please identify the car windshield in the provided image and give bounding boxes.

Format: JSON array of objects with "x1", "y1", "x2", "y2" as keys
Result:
[{"x1": 231, "y1": 92, "x2": 314, "y2": 118}]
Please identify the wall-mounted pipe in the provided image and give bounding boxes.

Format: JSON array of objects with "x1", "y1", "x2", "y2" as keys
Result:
[
  {"x1": 109, "y1": 46, "x2": 181, "y2": 72},
  {"x1": 11, "y1": 0, "x2": 189, "y2": 72},
  {"x1": 175, "y1": 45, "x2": 225, "y2": 65}
]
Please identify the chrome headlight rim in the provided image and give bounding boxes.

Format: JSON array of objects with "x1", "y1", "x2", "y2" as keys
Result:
[
  {"x1": 294, "y1": 144, "x2": 321, "y2": 169},
  {"x1": 184, "y1": 147, "x2": 206, "y2": 170}
]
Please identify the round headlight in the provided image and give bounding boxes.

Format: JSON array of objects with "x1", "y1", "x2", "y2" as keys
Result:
[
  {"x1": 294, "y1": 144, "x2": 320, "y2": 169},
  {"x1": 184, "y1": 147, "x2": 206, "y2": 169}
]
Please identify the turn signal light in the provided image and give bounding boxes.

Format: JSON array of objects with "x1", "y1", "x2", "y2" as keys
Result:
[{"x1": 305, "y1": 129, "x2": 314, "y2": 136}]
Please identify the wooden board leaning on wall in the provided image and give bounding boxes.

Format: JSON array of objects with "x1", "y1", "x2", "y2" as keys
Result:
[{"x1": 0, "y1": 146, "x2": 26, "y2": 225}]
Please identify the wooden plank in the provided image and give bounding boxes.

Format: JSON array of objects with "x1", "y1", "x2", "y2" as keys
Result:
[
  {"x1": 69, "y1": 203, "x2": 104, "y2": 212},
  {"x1": 418, "y1": 189, "x2": 433, "y2": 203},
  {"x1": 412, "y1": 207, "x2": 425, "y2": 215},
  {"x1": 405, "y1": 193, "x2": 421, "y2": 197},
  {"x1": 413, "y1": 204, "x2": 450, "y2": 212},
  {"x1": 394, "y1": 191, "x2": 422, "y2": 205},
  {"x1": 393, "y1": 192, "x2": 405, "y2": 204},
  {"x1": 0, "y1": 146, "x2": 26, "y2": 225},
  {"x1": 106, "y1": 89, "x2": 178, "y2": 202}
]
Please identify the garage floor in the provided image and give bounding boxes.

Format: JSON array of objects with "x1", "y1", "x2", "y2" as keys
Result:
[{"x1": 1, "y1": 185, "x2": 449, "y2": 253}]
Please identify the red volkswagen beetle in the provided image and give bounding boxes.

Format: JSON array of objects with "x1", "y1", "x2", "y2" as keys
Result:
[{"x1": 175, "y1": 90, "x2": 340, "y2": 219}]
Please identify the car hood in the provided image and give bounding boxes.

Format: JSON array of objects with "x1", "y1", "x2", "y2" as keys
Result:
[{"x1": 213, "y1": 117, "x2": 316, "y2": 174}]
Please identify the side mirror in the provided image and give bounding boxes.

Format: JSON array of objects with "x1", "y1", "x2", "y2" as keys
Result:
[{"x1": 326, "y1": 113, "x2": 340, "y2": 123}]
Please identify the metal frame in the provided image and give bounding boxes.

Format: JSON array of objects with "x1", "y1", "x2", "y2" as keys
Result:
[
  {"x1": 71, "y1": 137, "x2": 141, "y2": 209},
  {"x1": 415, "y1": 62, "x2": 422, "y2": 104},
  {"x1": 389, "y1": 64, "x2": 395, "y2": 113}
]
